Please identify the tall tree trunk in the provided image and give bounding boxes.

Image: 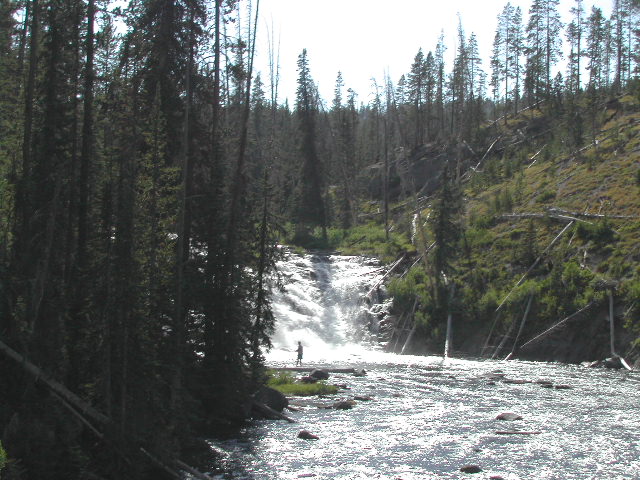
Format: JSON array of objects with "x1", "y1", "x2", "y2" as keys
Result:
[
  {"x1": 173, "y1": 3, "x2": 195, "y2": 413},
  {"x1": 17, "y1": 0, "x2": 39, "y2": 254},
  {"x1": 204, "y1": 0, "x2": 222, "y2": 365},
  {"x1": 77, "y1": 0, "x2": 95, "y2": 275}
]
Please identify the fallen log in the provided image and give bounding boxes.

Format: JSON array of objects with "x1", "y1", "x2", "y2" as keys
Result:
[
  {"x1": 269, "y1": 367, "x2": 356, "y2": 374},
  {"x1": 0, "y1": 338, "x2": 216, "y2": 480},
  {"x1": 526, "y1": 144, "x2": 547, "y2": 169},
  {"x1": 495, "y1": 221, "x2": 574, "y2": 313},
  {"x1": 365, "y1": 253, "x2": 406, "y2": 299},
  {"x1": 519, "y1": 300, "x2": 598, "y2": 349},
  {"x1": 504, "y1": 294, "x2": 534, "y2": 361},
  {"x1": 546, "y1": 206, "x2": 639, "y2": 220}
]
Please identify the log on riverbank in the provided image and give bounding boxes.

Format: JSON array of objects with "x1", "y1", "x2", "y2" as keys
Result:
[{"x1": 269, "y1": 367, "x2": 358, "y2": 374}]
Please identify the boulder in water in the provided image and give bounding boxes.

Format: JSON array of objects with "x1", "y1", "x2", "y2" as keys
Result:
[
  {"x1": 353, "y1": 368, "x2": 367, "y2": 377},
  {"x1": 300, "y1": 375, "x2": 318, "y2": 384},
  {"x1": 353, "y1": 395, "x2": 373, "y2": 401},
  {"x1": 460, "y1": 465, "x2": 482, "y2": 474},
  {"x1": 585, "y1": 356, "x2": 630, "y2": 369},
  {"x1": 333, "y1": 400, "x2": 356, "y2": 410},
  {"x1": 254, "y1": 386, "x2": 288, "y2": 412},
  {"x1": 298, "y1": 430, "x2": 319, "y2": 440},
  {"x1": 310, "y1": 369, "x2": 330, "y2": 381},
  {"x1": 496, "y1": 412, "x2": 523, "y2": 421},
  {"x1": 602, "y1": 357, "x2": 628, "y2": 369}
]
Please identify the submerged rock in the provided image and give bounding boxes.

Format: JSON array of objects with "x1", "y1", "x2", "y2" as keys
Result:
[
  {"x1": 298, "y1": 430, "x2": 319, "y2": 440},
  {"x1": 333, "y1": 400, "x2": 356, "y2": 410},
  {"x1": 535, "y1": 379, "x2": 553, "y2": 386},
  {"x1": 602, "y1": 357, "x2": 628, "y2": 369},
  {"x1": 585, "y1": 356, "x2": 630, "y2": 369},
  {"x1": 496, "y1": 412, "x2": 523, "y2": 421},
  {"x1": 460, "y1": 465, "x2": 482, "y2": 473},
  {"x1": 503, "y1": 378, "x2": 532, "y2": 385},
  {"x1": 353, "y1": 395, "x2": 373, "y2": 401}
]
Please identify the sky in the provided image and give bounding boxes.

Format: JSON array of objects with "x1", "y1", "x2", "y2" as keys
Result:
[{"x1": 253, "y1": 0, "x2": 612, "y2": 106}]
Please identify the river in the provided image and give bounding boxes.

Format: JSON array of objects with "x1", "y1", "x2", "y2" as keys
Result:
[{"x1": 206, "y1": 253, "x2": 640, "y2": 480}]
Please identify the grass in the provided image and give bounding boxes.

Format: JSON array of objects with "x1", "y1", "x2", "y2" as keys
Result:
[
  {"x1": 266, "y1": 370, "x2": 339, "y2": 397},
  {"x1": 281, "y1": 220, "x2": 415, "y2": 262}
]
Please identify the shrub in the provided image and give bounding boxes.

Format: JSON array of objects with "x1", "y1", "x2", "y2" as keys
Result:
[
  {"x1": 535, "y1": 189, "x2": 556, "y2": 204},
  {"x1": 267, "y1": 370, "x2": 296, "y2": 386},
  {"x1": 575, "y1": 219, "x2": 615, "y2": 244},
  {"x1": 272, "y1": 382, "x2": 339, "y2": 396},
  {"x1": 266, "y1": 370, "x2": 339, "y2": 396},
  {"x1": 622, "y1": 277, "x2": 640, "y2": 333}
]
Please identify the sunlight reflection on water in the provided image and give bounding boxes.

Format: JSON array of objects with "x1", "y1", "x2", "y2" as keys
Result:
[{"x1": 206, "y1": 254, "x2": 640, "y2": 480}]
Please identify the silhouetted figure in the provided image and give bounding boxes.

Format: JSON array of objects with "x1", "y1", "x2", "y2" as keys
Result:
[{"x1": 296, "y1": 341, "x2": 303, "y2": 366}]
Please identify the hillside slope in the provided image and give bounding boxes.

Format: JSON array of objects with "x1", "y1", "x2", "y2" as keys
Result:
[{"x1": 388, "y1": 87, "x2": 640, "y2": 365}]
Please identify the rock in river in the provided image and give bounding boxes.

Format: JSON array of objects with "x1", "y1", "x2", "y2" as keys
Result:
[
  {"x1": 298, "y1": 430, "x2": 319, "y2": 440},
  {"x1": 496, "y1": 412, "x2": 523, "y2": 421},
  {"x1": 254, "y1": 386, "x2": 288, "y2": 412},
  {"x1": 333, "y1": 400, "x2": 356, "y2": 410},
  {"x1": 310, "y1": 369, "x2": 330, "y2": 381},
  {"x1": 460, "y1": 465, "x2": 482, "y2": 474}
]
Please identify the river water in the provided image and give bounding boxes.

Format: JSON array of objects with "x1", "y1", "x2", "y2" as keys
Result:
[{"x1": 206, "y1": 253, "x2": 640, "y2": 480}]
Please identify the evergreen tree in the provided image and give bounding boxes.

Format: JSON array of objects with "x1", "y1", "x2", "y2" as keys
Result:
[
  {"x1": 566, "y1": 0, "x2": 585, "y2": 93},
  {"x1": 293, "y1": 49, "x2": 326, "y2": 242},
  {"x1": 586, "y1": 6, "x2": 607, "y2": 91},
  {"x1": 525, "y1": 0, "x2": 563, "y2": 102}
]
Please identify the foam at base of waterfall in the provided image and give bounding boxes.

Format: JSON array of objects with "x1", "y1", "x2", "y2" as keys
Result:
[{"x1": 269, "y1": 252, "x2": 384, "y2": 358}]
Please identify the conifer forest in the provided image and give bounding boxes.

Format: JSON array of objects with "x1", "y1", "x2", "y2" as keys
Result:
[{"x1": 0, "y1": 0, "x2": 639, "y2": 478}]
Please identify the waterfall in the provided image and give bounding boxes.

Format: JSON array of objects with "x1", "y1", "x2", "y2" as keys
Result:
[{"x1": 267, "y1": 251, "x2": 386, "y2": 364}]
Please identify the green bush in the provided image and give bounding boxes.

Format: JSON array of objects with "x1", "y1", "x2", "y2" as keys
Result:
[
  {"x1": 266, "y1": 370, "x2": 339, "y2": 396},
  {"x1": 622, "y1": 277, "x2": 640, "y2": 332},
  {"x1": 267, "y1": 370, "x2": 296, "y2": 386},
  {"x1": 575, "y1": 219, "x2": 615, "y2": 244},
  {"x1": 272, "y1": 382, "x2": 339, "y2": 396},
  {"x1": 387, "y1": 265, "x2": 431, "y2": 310},
  {"x1": 535, "y1": 189, "x2": 556, "y2": 203}
]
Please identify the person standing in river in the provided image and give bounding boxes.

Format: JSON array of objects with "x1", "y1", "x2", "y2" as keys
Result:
[{"x1": 296, "y1": 341, "x2": 303, "y2": 366}]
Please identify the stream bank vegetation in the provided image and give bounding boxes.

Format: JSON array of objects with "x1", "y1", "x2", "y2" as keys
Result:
[
  {"x1": 267, "y1": 370, "x2": 339, "y2": 397},
  {"x1": 0, "y1": 0, "x2": 638, "y2": 478}
]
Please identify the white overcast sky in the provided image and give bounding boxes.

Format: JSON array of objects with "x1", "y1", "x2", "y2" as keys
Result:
[{"x1": 253, "y1": 0, "x2": 612, "y2": 105}]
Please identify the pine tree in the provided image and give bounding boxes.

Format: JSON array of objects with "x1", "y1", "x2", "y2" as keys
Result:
[
  {"x1": 525, "y1": 0, "x2": 563, "y2": 102},
  {"x1": 566, "y1": 0, "x2": 585, "y2": 94},
  {"x1": 294, "y1": 49, "x2": 326, "y2": 242},
  {"x1": 586, "y1": 6, "x2": 607, "y2": 91},
  {"x1": 407, "y1": 48, "x2": 427, "y2": 147}
]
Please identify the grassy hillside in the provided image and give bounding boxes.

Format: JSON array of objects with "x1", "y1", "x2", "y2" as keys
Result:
[{"x1": 386, "y1": 86, "x2": 640, "y2": 363}]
